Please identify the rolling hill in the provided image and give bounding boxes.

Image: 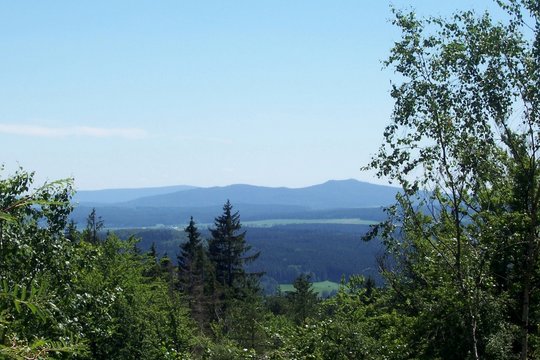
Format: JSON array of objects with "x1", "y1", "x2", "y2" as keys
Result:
[
  {"x1": 119, "y1": 179, "x2": 398, "y2": 209},
  {"x1": 70, "y1": 179, "x2": 398, "y2": 227},
  {"x1": 72, "y1": 185, "x2": 197, "y2": 204}
]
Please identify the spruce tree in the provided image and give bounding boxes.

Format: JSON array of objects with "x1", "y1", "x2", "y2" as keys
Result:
[
  {"x1": 144, "y1": 242, "x2": 161, "y2": 279},
  {"x1": 178, "y1": 216, "x2": 204, "y2": 282},
  {"x1": 287, "y1": 274, "x2": 318, "y2": 324},
  {"x1": 207, "y1": 200, "x2": 260, "y2": 296},
  {"x1": 178, "y1": 217, "x2": 208, "y2": 329}
]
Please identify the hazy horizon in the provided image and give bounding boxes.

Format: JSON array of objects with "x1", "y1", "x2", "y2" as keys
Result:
[{"x1": 75, "y1": 177, "x2": 400, "y2": 192}]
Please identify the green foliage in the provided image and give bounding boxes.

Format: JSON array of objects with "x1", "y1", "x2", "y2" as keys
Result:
[
  {"x1": 214, "y1": 296, "x2": 268, "y2": 353},
  {"x1": 279, "y1": 280, "x2": 341, "y2": 297},
  {"x1": 195, "y1": 336, "x2": 258, "y2": 360},
  {"x1": 364, "y1": 1, "x2": 540, "y2": 358},
  {"x1": 81, "y1": 208, "x2": 104, "y2": 243},
  {"x1": 0, "y1": 336, "x2": 88, "y2": 360},
  {"x1": 0, "y1": 168, "x2": 87, "y2": 358},
  {"x1": 8, "y1": 3, "x2": 540, "y2": 351},
  {"x1": 0, "y1": 168, "x2": 202, "y2": 359},
  {"x1": 205, "y1": 200, "x2": 263, "y2": 331},
  {"x1": 286, "y1": 274, "x2": 319, "y2": 325},
  {"x1": 207, "y1": 201, "x2": 260, "y2": 293},
  {"x1": 67, "y1": 233, "x2": 194, "y2": 359},
  {"x1": 178, "y1": 217, "x2": 209, "y2": 329},
  {"x1": 264, "y1": 276, "x2": 414, "y2": 360}
]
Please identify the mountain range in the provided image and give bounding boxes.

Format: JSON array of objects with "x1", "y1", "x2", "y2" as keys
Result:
[
  {"x1": 70, "y1": 179, "x2": 399, "y2": 228},
  {"x1": 75, "y1": 179, "x2": 398, "y2": 208}
]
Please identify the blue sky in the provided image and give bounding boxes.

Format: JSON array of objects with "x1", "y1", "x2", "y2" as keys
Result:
[{"x1": 1, "y1": 0, "x2": 498, "y2": 190}]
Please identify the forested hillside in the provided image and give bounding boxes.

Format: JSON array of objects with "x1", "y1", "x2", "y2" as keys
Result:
[
  {"x1": 2, "y1": 1, "x2": 540, "y2": 359},
  {"x1": 113, "y1": 223, "x2": 384, "y2": 286}
]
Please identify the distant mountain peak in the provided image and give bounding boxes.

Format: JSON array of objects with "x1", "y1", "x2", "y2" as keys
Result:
[{"x1": 321, "y1": 178, "x2": 360, "y2": 185}]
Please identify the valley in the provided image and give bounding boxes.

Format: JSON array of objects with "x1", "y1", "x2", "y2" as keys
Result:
[{"x1": 71, "y1": 179, "x2": 396, "y2": 287}]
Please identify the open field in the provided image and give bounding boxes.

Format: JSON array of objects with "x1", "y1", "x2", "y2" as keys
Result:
[
  {"x1": 279, "y1": 280, "x2": 341, "y2": 297},
  {"x1": 243, "y1": 218, "x2": 378, "y2": 227},
  {"x1": 105, "y1": 218, "x2": 378, "y2": 231}
]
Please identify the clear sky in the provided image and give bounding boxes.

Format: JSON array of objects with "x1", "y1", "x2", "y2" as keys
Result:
[{"x1": 0, "y1": 0, "x2": 498, "y2": 190}]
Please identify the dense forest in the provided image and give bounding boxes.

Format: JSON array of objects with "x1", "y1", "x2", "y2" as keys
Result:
[
  {"x1": 2, "y1": 1, "x2": 540, "y2": 358},
  {"x1": 112, "y1": 223, "x2": 384, "y2": 286}
]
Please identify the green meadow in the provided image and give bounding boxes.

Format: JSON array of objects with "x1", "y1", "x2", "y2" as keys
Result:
[
  {"x1": 279, "y1": 280, "x2": 341, "y2": 297},
  {"x1": 243, "y1": 218, "x2": 378, "y2": 227}
]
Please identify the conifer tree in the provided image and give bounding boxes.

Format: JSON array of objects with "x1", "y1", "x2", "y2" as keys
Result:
[
  {"x1": 82, "y1": 208, "x2": 104, "y2": 243},
  {"x1": 177, "y1": 217, "x2": 209, "y2": 328},
  {"x1": 178, "y1": 216, "x2": 205, "y2": 288},
  {"x1": 287, "y1": 274, "x2": 318, "y2": 324},
  {"x1": 144, "y1": 242, "x2": 161, "y2": 279},
  {"x1": 207, "y1": 201, "x2": 260, "y2": 296},
  {"x1": 160, "y1": 253, "x2": 176, "y2": 289}
]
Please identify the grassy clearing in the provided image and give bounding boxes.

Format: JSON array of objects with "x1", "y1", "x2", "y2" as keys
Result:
[
  {"x1": 243, "y1": 218, "x2": 377, "y2": 227},
  {"x1": 279, "y1": 280, "x2": 341, "y2": 297}
]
